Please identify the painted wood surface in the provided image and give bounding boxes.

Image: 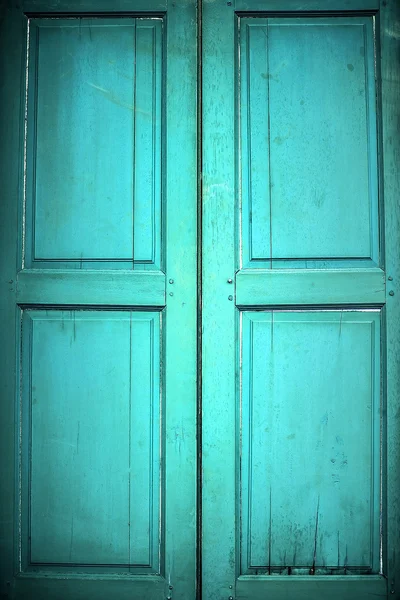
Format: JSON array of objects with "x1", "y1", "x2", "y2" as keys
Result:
[
  {"x1": 1, "y1": 1, "x2": 400, "y2": 599},
  {"x1": 0, "y1": 2, "x2": 197, "y2": 599},
  {"x1": 202, "y1": 4, "x2": 390, "y2": 600},
  {"x1": 0, "y1": 3, "x2": 23, "y2": 596},
  {"x1": 26, "y1": 18, "x2": 162, "y2": 269},
  {"x1": 235, "y1": 0, "x2": 379, "y2": 9},
  {"x1": 236, "y1": 268, "x2": 385, "y2": 306},
  {"x1": 380, "y1": 0, "x2": 400, "y2": 596},
  {"x1": 241, "y1": 311, "x2": 380, "y2": 573},
  {"x1": 239, "y1": 16, "x2": 378, "y2": 267},
  {"x1": 201, "y1": 1, "x2": 237, "y2": 600},
  {"x1": 17, "y1": 270, "x2": 165, "y2": 306},
  {"x1": 163, "y1": 3, "x2": 198, "y2": 600},
  {"x1": 23, "y1": 310, "x2": 160, "y2": 569},
  {"x1": 23, "y1": 0, "x2": 167, "y2": 11},
  {"x1": 236, "y1": 575, "x2": 386, "y2": 599}
]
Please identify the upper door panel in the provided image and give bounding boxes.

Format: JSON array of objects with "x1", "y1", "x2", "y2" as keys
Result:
[
  {"x1": 25, "y1": 17, "x2": 163, "y2": 270},
  {"x1": 239, "y1": 15, "x2": 379, "y2": 269}
]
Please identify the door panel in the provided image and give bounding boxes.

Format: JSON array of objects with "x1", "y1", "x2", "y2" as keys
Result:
[
  {"x1": 239, "y1": 16, "x2": 378, "y2": 267},
  {"x1": 27, "y1": 18, "x2": 162, "y2": 267},
  {"x1": 240, "y1": 310, "x2": 381, "y2": 574},
  {"x1": 202, "y1": 1, "x2": 399, "y2": 599},
  {"x1": 0, "y1": 2, "x2": 197, "y2": 599},
  {"x1": 25, "y1": 14, "x2": 163, "y2": 273},
  {"x1": 23, "y1": 310, "x2": 160, "y2": 570}
]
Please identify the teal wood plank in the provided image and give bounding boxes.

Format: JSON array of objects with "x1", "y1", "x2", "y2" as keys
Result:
[
  {"x1": 236, "y1": 268, "x2": 385, "y2": 306},
  {"x1": 236, "y1": 575, "x2": 386, "y2": 600},
  {"x1": 0, "y1": 3, "x2": 25, "y2": 597},
  {"x1": 23, "y1": 310, "x2": 160, "y2": 569},
  {"x1": 240, "y1": 21, "x2": 271, "y2": 262},
  {"x1": 239, "y1": 16, "x2": 378, "y2": 266},
  {"x1": 202, "y1": 2, "x2": 237, "y2": 599},
  {"x1": 163, "y1": 2, "x2": 197, "y2": 599},
  {"x1": 17, "y1": 270, "x2": 165, "y2": 306},
  {"x1": 241, "y1": 311, "x2": 381, "y2": 573},
  {"x1": 381, "y1": 0, "x2": 400, "y2": 595},
  {"x1": 133, "y1": 21, "x2": 162, "y2": 264},
  {"x1": 129, "y1": 315, "x2": 161, "y2": 568},
  {"x1": 14, "y1": 575, "x2": 167, "y2": 600},
  {"x1": 23, "y1": 0, "x2": 167, "y2": 12},
  {"x1": 26, "y1": 17, "x2": 162, "y2": 268},
  {"x1": 234, "y1": 0, "x2": 379, "y2": 10}
]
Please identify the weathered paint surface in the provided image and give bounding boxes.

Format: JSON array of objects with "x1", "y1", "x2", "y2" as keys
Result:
[
  {"x1": 239, "y1": 16, "x2": 379, "y2": 268},
  {"x1": 202, "y1": 2, "x2": 395, "y2": 600},
  {"x1": 26, "y1": 18, "x2": 162, "y2": 268},
  {"x1": 24, "y1": 310, "x2": 161, "y2": 568},
  {"x1": 0, "y1": 1, "x2": 197, "y2": 599},
  {"x1": 0, "y1": 0, "x2": 400, "y2": 599},
  {"x1": 241, "y1": 311, "x2": 380, "y2": 573}
]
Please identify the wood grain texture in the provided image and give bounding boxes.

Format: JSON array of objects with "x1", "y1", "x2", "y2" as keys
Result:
[
  {"x1": 201, "y1": 2, "x2": 237, "y2": 599},
  {"x1": 381, "y1": 0, "x2": 400, "y2": 595},
  {"x1": 239, "y1": 16, "x2": 379, "y2": 266},
  {"x1": 26, "y1": 17, "x2": 163, "y2": 269},
  {"x1": 23, "y1": 311, "x2": 161, "y2": 569},
  {"x1": 1, "y1": 2, "x2": 197, "y2": 599},
  {"x1": 235, "y1": 0, "x2": 379, "y2": 10},
  {"x1": 23, "y1": 0, "x2": 167, "y2": 12},
  {"x1": 17, "y1": 270, "x2": 165, "y2": 306},
  {"x1": 14, "y1": 574, "x2": 166, "y2": 600},
  {"x1": 0, "y1": 3, "x2": 25, "y2": 598},
  {"x1": 241, "y1": 311, "x2": 381, "y2": 573},
  {"x1": 236, "y1": 268, "x2": 386, "y2": 306},
  {"x1": 236, "y1": 575, "x2": 386, "y2": 599},
  {"x1": 163, "y1": 2, "x2": 197, "y2": 600},
  {"x1": 205, "y1": 4, "x2": 387, "y2": 600}
]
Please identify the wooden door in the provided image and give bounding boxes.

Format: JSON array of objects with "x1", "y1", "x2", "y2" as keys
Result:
[
  {"x1": 201, "y1": 1, "x2": 400, "y2": 599},
  {"x1": 1, "y1": 1, "x2": 400, "y2": 600},
  {"x1": 0, "y1": 2, "x2": 197, "y2": 599}
]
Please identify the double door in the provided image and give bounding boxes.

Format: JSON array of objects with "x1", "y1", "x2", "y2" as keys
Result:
[{"x1": 0, "y1": 1, "x2": 399, "y2": 599}]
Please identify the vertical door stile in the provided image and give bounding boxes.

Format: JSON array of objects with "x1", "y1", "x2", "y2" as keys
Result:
[
  {"x1": 164, "y1": 2, "x2": 198, "y2": 600},
  {"x1": 202, "y1": 2, "x2": 237, "y2": 599},
  {"x1": 380, "y1": 0, "x2": 400, "y2": 595}
]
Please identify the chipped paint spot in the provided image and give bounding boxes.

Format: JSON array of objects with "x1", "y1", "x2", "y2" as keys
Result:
[{"x1": 347, "y1": 63, "x2": 354, "y2": 71}]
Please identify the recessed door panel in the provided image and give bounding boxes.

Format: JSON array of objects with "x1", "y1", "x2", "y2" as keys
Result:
[
  {"x1": 239, "y1": 17, "x2": 378, "y2": 267},
  {"x1": 25, "y1": 310, "x2": 161, "y2": 570},
  {"x1": 240, "y1": 311, "x2": 381, "y2": 574},
  {"x1": 27, "y1": 18, "x2": 162, "y2": 268}
]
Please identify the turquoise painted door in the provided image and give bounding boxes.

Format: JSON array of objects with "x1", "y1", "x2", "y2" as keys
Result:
[
  {"x1": 0, "y1": 2, "x2": 197, "y2": 599},
  {"x1": 1, "y1": 1, "x2": 400, "y2": 600},
  {"x1": 201, "y1": 1, "x2": 400, "y2": 599}
]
